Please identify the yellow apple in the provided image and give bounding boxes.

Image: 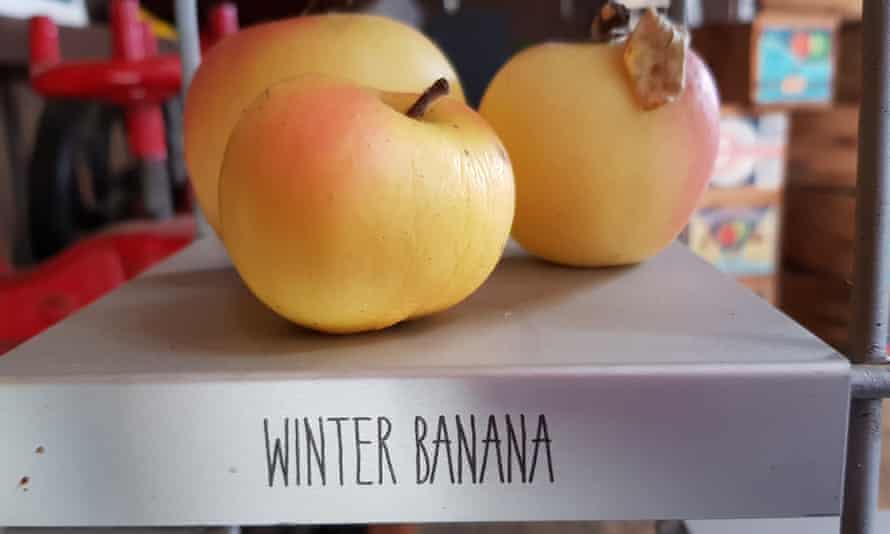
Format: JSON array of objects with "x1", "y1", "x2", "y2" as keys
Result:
[
  {"x1": 184, "y1": 13, "x2": 465, "y2": 235},
  {"x1": 219, "y1": 75, "x2": 514, "y2": 334},
  {"x1": 479, "y1": 7, "x2": 720, "y2": 267}
]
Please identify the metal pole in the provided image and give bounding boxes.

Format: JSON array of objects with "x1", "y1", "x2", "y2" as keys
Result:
[
  {"x1": 174, "y1": 0, "x2": 211, "y2": 239},
  {"x1": 852, "y1": 364, "x2": 890, "y2": 399},
  {"x1": 175, "y1": 0, "x2": 201, "y2": 91},
  {"x1": 841, "y1": 1, "x2": 890, "y2": 533}
]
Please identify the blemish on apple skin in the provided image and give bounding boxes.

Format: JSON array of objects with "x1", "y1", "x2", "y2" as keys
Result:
[
  {"x1": 18, "y1": 476, "x2": 29, "y2": 487},
  {"x1": 452, "y1": 124, "x2": 459, "y2": 129},
  {"x1": 463, "y1": 149, "x2": 470, "y2": 156},
  {"x1": 35, "y1": 446, "x2": 45, "y2": 454}
]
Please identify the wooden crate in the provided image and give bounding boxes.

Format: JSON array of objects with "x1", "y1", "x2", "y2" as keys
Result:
[
  {"x1": 782, "y1": 104, "x2": 858, "y2": 279},
  {"x1": 787, "y1": 106, "x2": 859, "y2": 188},
  {"x1": 780, "y1": 103, "x2": 859, "y2": 351},
  {"x1": 779, "y1": 268, "x2": 888, "y2": 354},
  {"x1": 782, "y1": 185, "x2": 854, "y2": 280},
  {"x1": 759, "y1": 0, "x2": 861, "y2": 20},
  {"x1": 739, "y1": 275, "x2": 778, "y2": 303},
  {"x1": 836, "y1": 21, "x2": 863, "y2": 103},
  {"x1": 692, "y1": 22, "x2": 751, "y2": 104},
  {"x1": 779, "y1": 269, "x2": 850, "y2": 351}
]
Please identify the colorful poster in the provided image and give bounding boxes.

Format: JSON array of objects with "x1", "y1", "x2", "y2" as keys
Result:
[
  {"x1": 686, "y1": 206, "x2": 779, "y2": 276},
  {"x1": 712, "y1": 111, "x2": 788, "y2": 189},
  {"x1": 755, "y1": 26, "x2": 834, "y2": 105}
]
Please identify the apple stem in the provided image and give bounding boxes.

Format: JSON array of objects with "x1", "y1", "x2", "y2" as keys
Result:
[
  {"x1": 406, "y1": 78, "x2": 450, "y2": 119},
  {"x1": 591, "y1": 1, "x2": 630, "y2": 42}
]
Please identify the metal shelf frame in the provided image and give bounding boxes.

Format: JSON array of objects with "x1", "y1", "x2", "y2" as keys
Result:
[{"x1": 838, "y1": 1, "x2": 890, "y2": 534}]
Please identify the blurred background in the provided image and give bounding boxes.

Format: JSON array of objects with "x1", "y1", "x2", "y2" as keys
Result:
[{"x1": 0, "y1": 0, "x2": 865, "y2": 355}]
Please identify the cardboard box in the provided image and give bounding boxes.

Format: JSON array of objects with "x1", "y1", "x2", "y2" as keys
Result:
[{"x1": 692, "y1": 11, "x2": 840, "y2": 109}]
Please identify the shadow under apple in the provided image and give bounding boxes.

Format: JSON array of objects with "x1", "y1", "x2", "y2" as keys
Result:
[{"x1": 107, "y1": 246, "x2": 624, "y2": 375}]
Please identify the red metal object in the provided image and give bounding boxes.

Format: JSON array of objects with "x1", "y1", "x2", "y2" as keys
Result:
[
  {"x1": 29, "y1": 1, "x2": 238, "y2": 157},
  {"x1": 0, "y1": 219, "x2": 195, "y2": 353},
  {"x1": 141, "y1": 21, "x2": 160, "y2": 57},
  {"x1": 2, "y1": 2, "x2": 240, "y2": 354},
  {"x1": 28, "y1": 55, "x2": 182, "y2": 105},
  {"x1": 28, "y1": 22, "x2": 180, "y2": 105},
  {"x1": 111, "y1": 0, "x2": 145, "y2": 61},
  {"x1": 28, "y1": 16, "x2": 60, "y2": 72},
  {"x1": 210, "y1": 3, "x2": 239, "y2": 41},
  {"x1": 26, "y1": 0, "x2": 239, "y2": 206},
  {"x1": 29, "y1": 2, "x2": 238, "y2": 105},
  {"x1": 30, "y1": 2, "x2": 173, "y2": 163},
  {"x1": 127, "y1": 102, "x2": 168, "y2": 159}
]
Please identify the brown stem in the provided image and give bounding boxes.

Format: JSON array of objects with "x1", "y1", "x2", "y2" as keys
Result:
[
  {"x1": 406, "y1": 78, "x2": 450, "y2": 119},
  {"x1": 591, "y1": 1, "x2": 631, "y2": 43}
]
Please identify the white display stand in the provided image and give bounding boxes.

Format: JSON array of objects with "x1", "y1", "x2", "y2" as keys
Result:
[{"x1": 0, "y1": 237, "x2": 849, "y2": 526}]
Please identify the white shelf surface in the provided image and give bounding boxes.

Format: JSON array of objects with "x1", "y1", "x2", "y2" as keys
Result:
[{"x1": 0, "y1": 237, "x2": 850, "y2": 526}]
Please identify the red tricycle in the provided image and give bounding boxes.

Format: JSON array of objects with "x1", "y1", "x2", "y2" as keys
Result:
[{"x1": 1, "y1": 0, "x2": 237, "y2": 352}]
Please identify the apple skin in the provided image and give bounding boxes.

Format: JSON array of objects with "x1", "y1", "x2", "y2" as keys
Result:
[
  {"x1": 479, "y1": 42, "x2": 720, "y2": 267},
  {"x1": 185, "y1": 13, "x2": 465, "y2": 235},
  {"x1": 219, "y1": 76, "x2": 514, "y2": 334}
]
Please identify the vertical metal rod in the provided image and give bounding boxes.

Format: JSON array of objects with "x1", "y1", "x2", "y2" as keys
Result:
[
  {"x1": 174, "y1": 0, "x2": 211, "y2": 239},
  {"x1": 841, "y1": 2, "x2": 890, "y2": 534},
  {"x1": 175, "y1": 0, "x2": 201, "y2": 93}
]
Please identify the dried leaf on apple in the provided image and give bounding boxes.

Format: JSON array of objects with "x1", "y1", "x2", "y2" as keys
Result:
[{"x1": 623, "y1": 8, "x2": 689, "y2": 110}]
